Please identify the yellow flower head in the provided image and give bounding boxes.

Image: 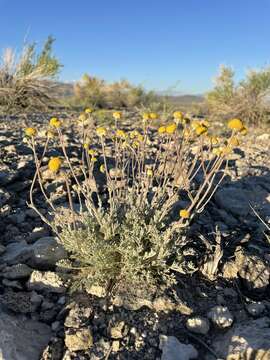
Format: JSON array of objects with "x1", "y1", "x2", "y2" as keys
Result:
[
  {"x1": 132, "y1": 140, "x2": 140, "y2": 148},
  {"x1": 113, "y1": 111, "x2": 122, "y2": 120},
  {"x1": 137, "y1": 134, "x2": 144, "y2": 142},
  {"x1": 142, "y1": 112, "x2": 150, "y2": 121},
  {"x1": 48, "y1": 157, "x2": 62, "y2": 172},
  {"x1": 85, "y1": 107, "x2": 94, "y2": 114},
  {"x1": 88, "y1": 149, "x2": 97, "y2": 156},
  {"x1": 116, "y1": 129, "x2": 127, "y2": 138},
  {"x1": 166, "y1": 123, "x2": 177, "y2": 134},
  {"x1": 183, "y1": 128, "x2": 191, "y2": 139},
  {"x1": 129, "y1": 130, "x2": 139, "y2": 139},
  {"x1": 210, "y1": 136, "x2": 220, "y2": 145},
  {"x1": 191, "y1": 120, "x2": 200, "y2": 130},
  {"x1": 158, "y1": 126, "x2": 166, "y2": 135},
  {"x1": 83, "y1": 142, "x2": 90, "y2": 149},
  {"x1": 146, "y1": 169, "x2": 153, "y2": 177},
  {"x1": 228, "y1": 136, "x2": 240, "y2": 147},
  {"x1": 150, "y1": 112, "x2": 158, "y2": 120},
  {"x1": 240, "y1": 126, "x2": 248, "y2": 136},
  {"x1": 96, "y1": 127, "x2": 107, "y2": 137},
  {"x1": 91, "y1": 156, "x2": 97, "y2": 162},
  {"x1": 78, "y1": 113, "x2": 87, "y2": 123},
  {"x1": 173, "y1": 111, "x2": 184, "y2": 120},
  {"x1": 228, "y1": 118, "x2": 244, "y2": 131},
  {"x1": 179, "y1": 209, "x2": 190, "y2": 219},
  {"x1": 195, "y1": 125, "x2": 208, "y2": 136},
  {"x1": 212, "y1": 148, "x2": 222, "y2": 156},
  {"x1": 49, "y1": 117, "x2": 61, "y2": 128},
  {"x1": 25, "y1": 127, "x2": 37, "y2": 137},
  {"x1": 99, "y1": 164, "x2": 105, "y2": 173}
]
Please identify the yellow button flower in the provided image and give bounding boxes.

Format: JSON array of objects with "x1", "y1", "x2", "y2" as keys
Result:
[
  {"x1": 113, "y1": 111, "x2": 122, "y2": 120},
  {"x1": 142, "y1": 112, "x2": 150, "y2": 121},
  {"x1": 240, "y1": 126, "x2": 248, "y2": 136},
  {"x1": 48, "y1": 157, "x2": 62, "y2": 172},
  {"x1": 137, "y1": 134, "x2": 144, "y2": 142},
  {"x1": 88, "y1": 149, "x2": 97, "y2": 156},
  {"x1": 91, "y1": 157, "x2": 97, "y2": 162},
  {"x1": 179, "y1": 209, "x2": 190, "y2": 219},
  {"x1": 49, "y1": 117, "x2": 61, "y2": 128},
  {"x1": 195, "y1": 125, "x2": 208, "y2": 136},
  {"x1": 25, "y1": 127, "x2": 37, "y2": 137},
  {"x1": 210, "y1": 136, "x2": 219, "y2": 145},
  {"x1": 229, "y1": 136, "x2": 240, "y2": 147},
  {"x1": 99, "y1": 164, "x2": 105, "y2": 173},
  {"x1": 85, "y1": 107, "x2": 94, "y2": 114},
  {"x1": 116, "y1": 129, "x2": 126, "y2": 138},
  {"x1": 212, "y1": 148, "x2": 222, "y2": 156},
  {"x1": 150, "y1": 112, "x2": 158, "y2": 120},
  {"x1": 166, "y1": 123, "x2": 177, "y2": 134},
  {"x1": 191, "y1": 120, "x2": 200, "y2": 130},
  {"x1": 78, "y1": 113, "x2": 87, "y2": 123},
  {"x1": 96, "y1": 127, "x2": 107, "y2": 137},
  {"x1": 228, "y1": 118, "x2": 244, "y2": 131},
  {"x1": 158, "y1": 126, "x2": 166, "y2": 134},
  {"x1": 146, "y1": 169, "x2": 153, "y2": 177},
  {"x1": 173, "y1": 111, "x2": 184, "y2": 120}
]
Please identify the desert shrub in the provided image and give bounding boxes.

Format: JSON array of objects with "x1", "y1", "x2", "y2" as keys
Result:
[
  {"x1": 0, "y1": 36, "x2": 61, "y2": 113},
  {"x1": 26, "y1": 111, "x2": 246, "y2": 295},
  {"x1": 73, "y1": 74, "x2": 157, "y2": 109},
  {"x1": 206, "y1": 65, "x2": 270, "y2": 124}
]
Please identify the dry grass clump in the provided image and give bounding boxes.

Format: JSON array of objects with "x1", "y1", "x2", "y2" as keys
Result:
[
  {"x1": 206, "y1": 65, "x2": 270, "y2": 125},
  {"x1": 26, "y1": 110, "x2": 247, "y2": 294},
  {"x1": 0, "y1": 36, "x2": 61, "y2": 113}
]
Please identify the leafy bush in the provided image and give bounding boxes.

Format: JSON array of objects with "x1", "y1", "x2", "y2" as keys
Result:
[
  {"x1": 73, "y1": 74, "x2": 157, "y2": 109},
  {"x1": 206, "y1": 65, "x2": 270, "y2": 124},
  {"x1": 27, "y1": 112, "x2": 246, "y2": 295},
  {"x1": 0, "y1": 36, "x2": 62, "y2": 113}
]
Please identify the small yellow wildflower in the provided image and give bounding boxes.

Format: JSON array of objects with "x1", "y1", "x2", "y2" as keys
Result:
[
  {"x1": 158, "y1": 126, "x2": 166, "y2": 134},
  {"x1": 210, "y1": 136, "x2": 219, "y2": 145},
  {"x1": 191, "y1": 120, "x2": 200, "y2": 130},
  {"x1": 137, "y1": 134, "x2": 144, "y2": 142},
  {"x1": 99, "y1": 164, "x2": 105, "y2": 173},
  {"x1": 183, "y1": 128, "x2": 191, "y2": 139},
  {"x1": 85, "y1": 107, "x2": 94, "y2": 114},
  {"x1": 229, "y1": 136, "x2": 240, "y2": 147},
  {"x1": 195, "y1": 125, "x2": 208, "y2": 136},
  {"x1": 129, "y1": 130, "x2": 139, "y2": 139},
  {"x1": 116, "y1": 129, "x2": 126, "y2": 138},
  {"x1": 142, "y1": 112, "x2": 150, "y2": 121},
  {"x1": 228, "y1": 118, "x2": 244, "y2": 131},
  {"x1": 46, "y1": 130, "x2": 55, "y2": 139},
  {"x1": 91, "y1": 157, "x2": 97, "y2": 162},
  {"x1": 240, "y1": 126, "x2": 248, "y2": 136},
  {"x1": 132, "y1": 141, "x2": 140, "y2": 148},
  {"x1": 212, "y1": 148, "x2": 222, "y2": 156},
  {"x1": 25, "y1": 127, "x2": 37, "y2": 137},
  {"x1": 49, "y1": 117, "x2": 61, "y2": 128},
  {"x1": 166, "y1": 123, "x2": 177, "y2": 134},
  {"x1": 96, "y1": 127, "x2": 107, "y2": 137},
  {"x1": 88, "y1": 149, "x2": 97, "y2": 156},
  {"x1": 173, "y1": 111, "x2": 184, "y2": 120},
  {"x1": 78, "y1": 113, "x2": 87, "y2": 123},
  {"x1": 146, "y1": 169, "x2": 153, "y2": 177},
  {"x1": 179, "y1": 209, "x2": 190, "y2": 219},
  {"x1": 113, "y1": 111, "x2": 122, "y2": 120},
  {"x1": 48, "y1": 157, "x2": 62, "y2": 172},
  {"x1": 150, "y1": 112, "x2": 158, "y2": 120}
]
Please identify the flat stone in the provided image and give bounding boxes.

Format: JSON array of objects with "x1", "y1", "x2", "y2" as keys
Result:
[
  {"x1": 159, "y1": 335, "x2": 198, "y2": 360},
  {"x1": 65, "y1": 327, "x2": 93, "y2": 352},
  {"x1": 186, "y1": 316, "x2": 210, "y2": 335},
  {"x1": 0, "y1": 306, "x2": 52, "y2": 360},
  {"x1": 207, "y1": 306, "x2": 233, "y2": 328},
  {"x1": 28, "y1": 270, "x2": 66, "y2": 293},
  {"x1": 2, "y1": 263, "x2": 33, "y2": 279}
]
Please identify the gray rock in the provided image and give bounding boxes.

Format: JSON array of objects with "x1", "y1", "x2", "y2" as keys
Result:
[
  {"x1": 1, "y1": 240, "x2": 33, "y2": 265},
  {"x1": 210, "y1": 317, "x2": 270, "y2": 360},
  {"x1": 2, "y1": 263, "x2": 33, "y2": 279},
  {"x1": 186, "y1": 316, "x2": 210, "y2": 335},
  {"x1": 0, "y1": 244, "x2": 6, "y2": 255},
  {"x1": 207, "y1": 306, "x2": 233, "y2": 328},
  {"x1": 159, "y1": 335, "x2": 198, "y2": 360},
  {"x1": 0, "y1": 306, "x2": 52, "y2": 359},
  {"x1": 215, "y1": 187, "x2": 250, "y2": 217},
  {"x1": 30, "y1": 236, "x2": 68, "y2": 269},
  {"x1": 246, "y1": 302, "x2": 265, "y2": 317},
  {"x1": 65, "y1": 327, "x2": 93, "y2": 351},
  {"x1": 28, "y1": 270, "x2": 66, "y2": 293},
  {"x1": 64, "y1": 304, "x2": 93, "y2": 329}
]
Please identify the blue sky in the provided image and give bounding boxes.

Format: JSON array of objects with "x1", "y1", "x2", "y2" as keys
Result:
[{"x1": 0, "y1": 0, "x2": 270, "y2": 93}]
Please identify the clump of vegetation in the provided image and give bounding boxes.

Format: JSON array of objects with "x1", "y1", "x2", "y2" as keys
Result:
[
  {"x1": 26, "y1": 110, "x2": 247, "y2": 295},
  {"x1": 206, "y1": 64, "x2": 270, "y2": 124},
  {"x1": 0, "y1": 36, "x2": 61, "y2": 113},
  {"x1": 72, "y1": 74, "x2": 156, "y2": 109}
]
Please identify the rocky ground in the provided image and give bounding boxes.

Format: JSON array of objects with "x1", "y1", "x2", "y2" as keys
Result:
[{"x1": 0, "y1": 113, "x2": 270, "y2": 360}]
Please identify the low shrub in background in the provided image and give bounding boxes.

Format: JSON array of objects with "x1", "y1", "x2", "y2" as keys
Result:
[
  {"x1": 206, "y1": 64, "x2": 270, "y2": 125},
  {"x1": 0, "y1": 36, "x2": 61, "y2": 113},
  {"x1": 26, "y1": 110, "x2": 247, "y2": 295}
]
